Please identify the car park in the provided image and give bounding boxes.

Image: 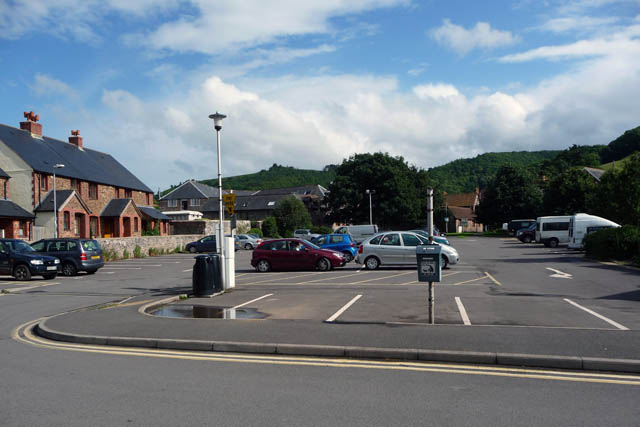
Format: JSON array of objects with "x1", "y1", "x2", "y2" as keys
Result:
[
  {"x1": 355, "y1": 231, "x2": 459, "y2": 270},
  {"x1": 0, "y1": 239, "x2": 60, "y2": 280},
  {"x1": 236, "y1": 234, "x2": 263, "y2": 250},
  {"x1": 31, "y1": 238, "x2": 104, "y2": 276},
  {"x1": 251, "y1": 238, "x2": 346, "y2": 272},
  {"x1": 516, "y1": 223, "x2": 536, "y2": 243},
  {"x1": 310, "y1": 233, "x2": 357, "y2": 262}
]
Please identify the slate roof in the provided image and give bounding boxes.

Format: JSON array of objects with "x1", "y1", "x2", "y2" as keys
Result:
[
  {"x1": 445, "y1": 192, "x2": 478, "y2": 208},
  {"x1": 0, "y1": 167, "x2": 9, "y2": 179},
  {"x1": 160, "y1": 180, "x2": 220, "y2": 200},
  {"x1": 583, "y1": 167, "x2": 605, "y2": 182},
  {"x1": 0, "y1": 124, "x2": 152, "y2": 193},
  {"x1": 101, "y1": 199, "x2": 133, "y2": 217},
  {"x1": 0, "y1": 199, "x2": 34, "y2": 218},
  {"x1": 202, "y1": 193, "x2": 293, "y2": 213},
  {"x1": 449, "y1": 206, "x2": 477, "y2": 220},
  {"x1": 34, "y1": 190, "x2": 91, "y2": 213},
  {"x1": 138, "y1": 206, "x2": 172, "y2": 220},
  {"x1": 251, "y1": 185, "x2": 328, "y2": 198}
]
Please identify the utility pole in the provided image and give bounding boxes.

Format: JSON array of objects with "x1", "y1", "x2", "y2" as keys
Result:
[{"x1": 427, "y1": 187, "x2": 434, "y2": 324}]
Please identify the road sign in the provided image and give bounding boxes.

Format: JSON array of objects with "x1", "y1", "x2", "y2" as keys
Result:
[{"x1": 223, "y1": 193, "x2": 236, "y2": 215}]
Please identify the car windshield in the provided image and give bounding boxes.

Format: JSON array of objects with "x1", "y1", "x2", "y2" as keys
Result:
[
  {"x1": 13, "y1": 241, "x2": 35, "y2": 254},
  {"x1": 301, "y1": 240, "x2": 320, "y2": 250}
]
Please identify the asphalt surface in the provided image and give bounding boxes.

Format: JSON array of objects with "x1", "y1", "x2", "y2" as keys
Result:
[{"x1": 10, "y1": 236, "x2": 640, "y2": 372}]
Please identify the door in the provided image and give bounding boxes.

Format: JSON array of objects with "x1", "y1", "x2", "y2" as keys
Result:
[
  {"x1": 400, "y1": 233, "x2": 422, "y2": 264},
  {"x1": 378, "y1": 233, "x2": 404, "y2": 265},
  {"x1": 288, "y1": 241, "x2": 316, "y2": 270},
  {"x1": 122, "y1": 217, "x2": 132, "y2": 237}
]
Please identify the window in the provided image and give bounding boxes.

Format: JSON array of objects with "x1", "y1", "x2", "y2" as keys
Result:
[
  {"x1": 146, "y1": 193, "x2": 151, "y2": 205},
  {"x1": 134, "y1": 217, "x2": 138, "y2": 232},
  {"x1": 267, "y1": 201, "x2": 275, "y2": 206},
  {"x1": 190, "y1": 199, "x2": 200, "y2": 207},
  {"x1": 381, "y1": 233, "x2": 400, "y2": 246},
  {"x1": 68, "y1": 241, "x2": 77, "y2": 251},
  {"x1": 543, "y1": 222, "x2": 569, "y2": 231},
  {"x1": 315, "y1": 236, "x2": 327, "y2": 245},
  {"x1": 329, "y1": 235, "x2": 344, "y2": 244},
  {"x1": 369, "y1": 235, "x2": 382, "y2": 245},
  {"x1": 89, "y1": 183, "x2": 98, "y2": 200},
  {"x1": 39, "y1": 174, "x2": 48, "y2": 191},
  {"x1": 64, "y1": 212, "x2": 70, "y2": 231},
  {"x1": 70, "y1": 178, "x2": 81, "y2": 195},
  {"x1": 401, "y1": 233, "x2": 421, "y2": 247},
  {"x1": 31, "y1": 241, "x2": 45, "y2": 251},
  {"x1": 168, "y1": 200, "x2": 178, "y2": 207},
  {"x1": 125, "y1": 189, "x2": 132, "y2": 199}
]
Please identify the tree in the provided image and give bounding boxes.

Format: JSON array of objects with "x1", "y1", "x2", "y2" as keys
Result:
[
  {"x1": 591, "y1": 152, "x2": 640, "y2": 225},
  {"x1": 326, "y1": 152, "x2": 434, "y2": 229},
  {"x1": 542, "y1": 167, "x2": 598, "y2": 215},
  {"x1": 273, "y1": 196, "x2": 312, "y2": 238},
  {"x1": 262, "y1": 216, "x2": 279, "y2": 238},
  {"x1": 475, "y1": 165, "x2": 543, "y2": 227}
]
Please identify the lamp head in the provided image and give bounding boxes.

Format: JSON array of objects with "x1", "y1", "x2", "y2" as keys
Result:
[
  {"x1": 54, "y1": 164, "x2": 65, "y2": 169},
  {"x1": 209, "y1": 112, "x2": 226, "y2": 131}
]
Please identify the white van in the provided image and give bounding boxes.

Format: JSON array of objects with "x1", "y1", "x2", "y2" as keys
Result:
[
  {"x1": 535, "y1": 216, "x2": 571, "y2": 248},
  {"x1": 334, "y1": 224, "x2": 379, "y2": 244},
  {"x1": 568, "y1": 214, "x2": 619, "y2": 249}
]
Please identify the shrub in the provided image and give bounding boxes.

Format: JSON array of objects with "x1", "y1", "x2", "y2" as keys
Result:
[
  {"x1": 584, "y1": 225, "x2": 640, "y2": 261},
  {"x1": 103, "y1": 248, "x2": 118, "y2": 261},
  {"x1": 262, "y1": 216, "x2": 278, "y2": 237},
  {"x1": 133, "y1": 245, "x2": 144, "y2": 258},
  {"x1": 251, "y1": 221, "x2": 260, "y2": 229},
  {"x1": 248, "y1": 227, "x2": 263, "y2": 238},
  {"x1": 122, "y1": 249, "x2": 130, "y2": 259},
  {"x1": 311, "y1": 225, "x2": 333, "y2": 235},
  {"x1": 174, "y1": 245, "x2": 182, "y2": 253}
]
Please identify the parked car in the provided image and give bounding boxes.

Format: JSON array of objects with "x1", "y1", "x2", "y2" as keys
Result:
[
  {"x1": 0, "y1": 239, "x2": 60, "y2": 280},
  {"x1": 310, "y1": 233, "x2": 357, "y2": 262},
  {"x1": 186, "y1": 235, "x2": 239, "y2": 253},
  {"x1": 409, "y1": 230, "x2": 450, "y2": 246},
  {"x1": 355, "y1": 231, "x2": 459, "y2": 270},
  {"x1": 568, "y1": 213, "x2": 619, "y2": 249},
  {"x1": 293, "y1": 229, "x2": 320, "y2": 240},
  {"x1": 516, "y1": 223, "x2": 536, "y2": 243},
  {"x1": 507, "y1": 219, "x2": 536, "y2": 235},
  {"x1": 251, "y1": 238, "x2": 346, "y2": 272},
  {"x1": 334, "y1": 224, "x2": 379, "y2": 243},
  {"x1": 535, "y1": 216, "x2": 571, "y2": 248},
  {"x1": 237, "y1": 234, "x2": 263, "y2": 250},
  {"x1": 31, "y1": 238, "x2": 104, "y2": 276}
]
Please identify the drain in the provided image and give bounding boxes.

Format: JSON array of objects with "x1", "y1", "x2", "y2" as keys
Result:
[{"x1": 150, "y1": 304, "x2": 267, "y2": 319}]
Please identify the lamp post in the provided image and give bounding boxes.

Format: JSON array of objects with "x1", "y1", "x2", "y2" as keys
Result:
[
  {"x1": 53, "y1": 164, "x2": 65, "y2": 238},
  {"x1": 365, "y1": 189, "x2": 375, "y2": 225},
  {"x1": 208, "y1": 112, "x2": 226, "y2": 257}
]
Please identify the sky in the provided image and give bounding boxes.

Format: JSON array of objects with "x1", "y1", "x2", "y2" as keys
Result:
[{"x1": 1, "y1": 0, "x2": 639, "y2": 191}]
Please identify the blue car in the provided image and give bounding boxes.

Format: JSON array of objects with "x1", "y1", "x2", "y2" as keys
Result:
[{"x1": 310, "y1": 234, "x2": 357, "y2": 262}]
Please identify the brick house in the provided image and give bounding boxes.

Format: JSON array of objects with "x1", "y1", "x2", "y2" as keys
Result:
[
  {"x1": 158, "y1": 180, "x2": 221, "y2": 212},
  {"x1": 0, "y1": 166, "x2": 34, "y2": 238},
  {"x1": 0, "y1": 112, "x2": 170, "y2": 239},
  {"x1": 444, "y1": 188, "x2": 484, "y2": 233}
]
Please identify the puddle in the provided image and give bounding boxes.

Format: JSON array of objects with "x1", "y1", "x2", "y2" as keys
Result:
[{"x1": 150, "y1": 304, "x2": 267, "y2": 319}]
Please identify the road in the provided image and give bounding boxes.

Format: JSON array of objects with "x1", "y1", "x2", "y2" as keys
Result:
[{"x1": 2, "y1": 239, "x2": 639, "y2": 426}]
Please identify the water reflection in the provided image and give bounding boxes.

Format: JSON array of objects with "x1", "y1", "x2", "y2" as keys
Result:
[{"x1": 151, "y1": 304, "x2": 267, "y2": 319}]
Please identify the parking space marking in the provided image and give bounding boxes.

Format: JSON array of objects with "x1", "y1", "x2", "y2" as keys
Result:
[
  {"x1": 564, "y1": 298, "x2": 629, "y2": 330},
  {"x1": 344, "y1": 271, "x2": 415, "y2": 285},
  {"x1": 0, "y1": 282, "x2": 59, "y2": 294},
  {"x1": 107, "y1": 263, "x2": 163, "y2": 267},
  {"x1": 182, "y1": 269, "x2": 192, "y2": 272},
  {"x1": 326, "y1": 294, "x2": 362, "y2": 322},
  {"x1": 299, "y1": 271, "x2": 366, "y2": 284},
  {"x1": 451, "y1": 274, "x2": 492, "y2": 286},
  {"x1": 485, "y1": 272, "x2": 502, "y2": 286},
  {"x1": 455, "y1": 297, "x2": 471, "y2": 325},
  {"x1": 232, "y1": 294, "x2": 274, "y2": 309},
  {"x1": 243, "y1": 272, "x2": 326, "y2": 285},
  {"x1": 101, "y1": 267, "x2": 142, "y2": 270}
]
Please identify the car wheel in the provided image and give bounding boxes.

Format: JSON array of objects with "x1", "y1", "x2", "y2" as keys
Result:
[
  {"x1": 316, "y1": 257, "x2": 331, "y2": 271},
  {"x1": 62, "y1": 262, "x2": 77, "y2": 277},
  {"x1": 548, "y1": 238, "x2": 559, "y2": 248},
  {"x1": 442, "y1": 255, "x2": 449, "y2": 269},
  {"x1": 364, "y1": 256, "x2": 380, "y2": 270},
  {"x1": 256, "y1": 260, "x2": 271, "y2": 272},
  {"x1": 42, "y1": 273, "x2": 57, "y2": 280},
  {"x1": 523, "y1": 235, "x2": 532, "y2": 243},
  {"x1": 342, "y1": 251, "x2": 353, "y2": 263},
  {"x1": 13, "y1": 264, "x2": 31, "y2": 281},
  {"x1": 189, "y1": 246, "x2": 197, "y2": 253},
  {"x1": 244, "y1": 243, "x2": 253, "y2": 250}
]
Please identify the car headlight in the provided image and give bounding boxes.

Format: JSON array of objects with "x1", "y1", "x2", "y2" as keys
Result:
[
  {"x1": 54, "y1": 258, "x2": 60, "y2": 264},
  {"x1": 30, "y1": 259, "x2": 43, "y2": 265},
  {"x1": 333, "y1": 252, "x2": 342, "y2": 258}
]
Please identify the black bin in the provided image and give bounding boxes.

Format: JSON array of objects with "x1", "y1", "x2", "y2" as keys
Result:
[{"x1": 192, "y1": 254, "x2": 223, "y2": 296}]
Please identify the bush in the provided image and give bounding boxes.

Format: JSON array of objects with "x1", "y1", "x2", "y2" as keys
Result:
[
  {"x1": 262, "y1": 216, "x2": 278, "y2": 237},
  {"x1": 251, "y1": 221, "x2": 260, "y2": 229},
  {"x1": 103, "y1": 248, "x2": 118, "y2": 261},
  {"x1": 133, "y1": 245, "x2": 144, "y2": 258},
  {"x1": 248, "y1": 227, "x2": 263, "y2": 238},
  {"x1": 311, "y1": 225, "x2": 333, "y2": 235},
  {"x1": 122, "y1": 249, "x2": 130, "y2": 259},
  {"x1": 584, "y1": 225, "x2": 640, "y2": 261}
]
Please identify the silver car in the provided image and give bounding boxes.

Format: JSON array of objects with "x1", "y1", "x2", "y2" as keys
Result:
[
  {"x1": 355, "y1": 231, "x2": 459, "y2": 270},
  {"x1": 236, "y1": 234, "x2": 263, "y2": 250}
]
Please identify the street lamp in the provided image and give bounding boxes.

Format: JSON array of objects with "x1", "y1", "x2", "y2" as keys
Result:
[
  {"x1": 208, "y1": 112, "x2": 226, "y2": 257},
  {"x1": 53, "y1": 164, "x2": 65, "y2": 238},
  {"x1": 365, "y1": 189, "x2": 375, "y2": 225}
]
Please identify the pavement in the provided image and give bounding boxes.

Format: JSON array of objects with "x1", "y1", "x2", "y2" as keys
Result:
[{"x1": 35, "y1": 291, "x2": 640, "y2": 374}]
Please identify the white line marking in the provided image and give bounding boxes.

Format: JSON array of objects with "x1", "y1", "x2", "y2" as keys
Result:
[
  {"x1": 547, "y1": 268, "x2": 572, "y2": 279},
  {"x1": 232, "y1": 293, "x2": 274, "y2": 309},
  {"x1": 182, "y1": 269, "x2": 192, "y2": 273},
  {"x1": 455, "y1": 297, "x2": 471, "y2": 325},
  {"x1": 344, "y1": 271, "x2": 415, "y2": 285},
  {"x1": 563, "y1": 298, "x2": 629, "y2": 330},
  {"x1": 326, "y1": 294, "x2": 362, "y2": 322},
  {"x1": 1, "y1": 282, "x2": 59, "y2": 293},
  {"x1": 485, "y1": 272, "x2": 502, "y2": 286},
  {"x1": 107, "y1": 264, "x2": 162, "y2": 267},
  {"x1": 101, "y1": 267, "x2": 142, "y2": 270}
]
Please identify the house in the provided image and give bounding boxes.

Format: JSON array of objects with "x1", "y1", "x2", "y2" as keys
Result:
[
  {"x1": 158, "y1": 180, "x2": 220, "y2": 212},
  {"x1": 583, "y1": 167, "x2": 606, "y2": 182},
  {"x1": 0, "y1": 112, "x2": 170, "y2": 239},
  {"x1": 0, "y1": 166, "x2": 34, "y2": 238},
  {"x1": 444, "y1": 188, "x2": 484, "y2": 233}
]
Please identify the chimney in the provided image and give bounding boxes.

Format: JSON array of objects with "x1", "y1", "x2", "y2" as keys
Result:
[
  {"x1": 19, "y1": 111, "x2": 42, "y2": 137},
  {"x1": 69, "y1": 129, "x2": 83, "y2": 149}
]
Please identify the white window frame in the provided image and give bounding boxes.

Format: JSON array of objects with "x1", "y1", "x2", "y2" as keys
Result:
[
  {"x1": 167, "y1": 200, "x2": 178, "y2": 207},
  {"x1": 190, "y1": 198, "x2": 201, "y2": 206}
]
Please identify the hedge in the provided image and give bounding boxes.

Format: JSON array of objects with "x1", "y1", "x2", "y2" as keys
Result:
[{"x1": 583, "y1": 225, "x2": 640, "y2": 263}]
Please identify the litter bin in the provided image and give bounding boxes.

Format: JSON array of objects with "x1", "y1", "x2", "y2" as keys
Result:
[{"x1": 192, "y1": 254, "x2": 223, "y2": 296}]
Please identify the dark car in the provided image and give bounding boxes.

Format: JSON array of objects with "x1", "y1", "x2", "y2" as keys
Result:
[
  {"x1": 516, "y1": 223, "x2": 536, "y2": 243},
  {"x1": 310, "y1": 234, "x2": 357, "y2": 262},
  {"x1": 186, "y1": 235, "x2": 239, "y2": 254},
  {"x1": 32, "y1": 238, "x2": 104, "y2": 276},
  {"x1": 251, "y1": 238, "x2": 346, "y2": 272},
  {"x1": 0, "y1": 239, "x2": 60, "y2": 281},
  {"x1": 508, "y1": 219, "x2": 536, "y2": 235}
]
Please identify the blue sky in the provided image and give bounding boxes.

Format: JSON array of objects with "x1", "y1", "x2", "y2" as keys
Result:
[{"x1": 1, "y1": 0, "x2": 639, "y2": 190}]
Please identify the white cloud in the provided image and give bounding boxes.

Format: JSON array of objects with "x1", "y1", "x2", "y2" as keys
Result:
[
  {"x1": 30, "y1": 74, "x2": 77, "y2": 98},
  {"x1": 413, "y1": 83, "x2": 460, "y2": 100},
  {"x1": 536, "y1": 16, "x2": 619, "y2": 33},
  {"x1": 430, "y1": 19, "x2": 520, "y2": 55}
]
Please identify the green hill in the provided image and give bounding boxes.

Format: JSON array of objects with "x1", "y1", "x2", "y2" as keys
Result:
[
  {"x1": 600, "y1": 154, "x2": 635, "y2": 171},
  {"x1": 202, "y1": 163, "x2": 336, "y2": 190}
]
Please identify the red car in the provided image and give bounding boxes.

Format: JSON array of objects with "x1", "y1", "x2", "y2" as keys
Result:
[{"x1": 251, "y1": 238, "x2": 346, "y2": 272}]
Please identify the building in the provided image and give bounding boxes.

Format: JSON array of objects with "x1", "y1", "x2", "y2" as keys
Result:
[
  {"x1": 0, "y1": 112, "x2": 170, "y2": 239},
  {"x1": 444, "y1": 188, "x2": 484, "y2": 233}
]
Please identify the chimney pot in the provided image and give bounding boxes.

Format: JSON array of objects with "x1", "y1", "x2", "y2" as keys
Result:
[
  {"x1": 69, "y1": 130, "x2": 83, "y2": 149},
  {"x1": 20, "y1": 111, "x2": 42, "y2": 137}
]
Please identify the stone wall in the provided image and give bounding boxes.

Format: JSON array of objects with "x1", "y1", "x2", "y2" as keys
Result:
[
  {"x1": 96, "y1": 235, "x2": 201, "y2": 257},
  {"x1": 170, "y1": 219, "x2": 252, "y2": 235}
]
